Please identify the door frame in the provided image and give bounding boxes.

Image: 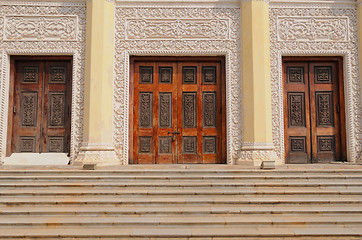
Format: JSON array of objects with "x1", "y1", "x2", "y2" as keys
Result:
[
  {"x1": 283, "y1": 56, "x2": 347, "y2": 163},
  {"x1": 6, "y1": 55, "x2": 73, "y2": 157},
  {"x1": 129, "y1": 56, "x2": 227, "y2": 164}
]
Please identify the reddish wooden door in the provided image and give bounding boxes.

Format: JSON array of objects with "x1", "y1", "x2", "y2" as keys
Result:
[
  {"x1": 7, "y1": 57, "x2": 72, "y2": 155},
  {"x1": 283, "y1": 57, "x2": 346, "y2": 163},
  {"x1": 131, "y1": 57, "x2": 226, "y2": 164}
]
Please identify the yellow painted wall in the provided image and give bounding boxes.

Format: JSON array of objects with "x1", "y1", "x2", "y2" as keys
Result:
[
  {"x1": 241, "y1": 1, "x2": 273, "y2": 144},
  {"x1": 83, "y1": 0, "x2": 115, "y2": 145}
]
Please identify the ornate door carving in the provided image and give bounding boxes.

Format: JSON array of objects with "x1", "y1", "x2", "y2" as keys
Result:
[
  {"x1": 7, "y1": 57, "x2": 72, "y2": 156},
  {"x1": 131, "y1": 57, "x2": 226, "y2": 164},
  {"x1": 283, "y1": 57, "x2": 346, "y2": 163}
]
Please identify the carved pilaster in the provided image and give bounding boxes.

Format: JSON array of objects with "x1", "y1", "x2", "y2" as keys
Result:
[
  {"x1": 240, "y1": 0, "x2": 276, "y2": 166},
  {"x1": 238, "y1": 143, "x2": 279, "y2": 167},
  {"x1": 78, "y1": 0, "x2": 116, "y2": 166},
  {"x1": 358, "y1": 1, "x2": 362, "y2": 164},
  {"x1": 74, "y1": 143, "x2": 119, "y2": 166}
]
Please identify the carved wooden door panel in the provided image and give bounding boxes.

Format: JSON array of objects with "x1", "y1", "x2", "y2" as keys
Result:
[
  {"x1": 309, "y1": 62, "x2": 346, "y2": 163},
  {"x1": 133, "y1": 61, "x2": 178, "y2": 164},
  {"x1": 283, "y1": 58, "x2": 346, "y2": 164},
  {"x1": 283, "y1": 61, "x2": 311, "y2": 163},
  {"x1": 41, "y1": 61, "x2": 72, "y2": 153},
  {"x1": 9, "y1": 58, "x2": 71, "y2": 155},
  {"x1": 12, "y1": 60, "x2": 44, "y2": 153},
  {"x1": 177, "y1": 61, "x2": 223, "y2": 164},
  {"x1": 131, "y1": 57, "x2": 226, "y2": 164}
]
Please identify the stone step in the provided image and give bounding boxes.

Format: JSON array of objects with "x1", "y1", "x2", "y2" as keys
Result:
[
  {"x1": 0, "y1": 169, "x2": 361, "y2": 176},
  {"x1": 1, "y1": 205, "x2": 361, "y2": 216},
  {"x1": 1, "y1": 180, "x2": 361, "y2": 187},
  {"x1": 1, "y1": 215, "x2": 362, "y2": 227},
  {"x1": 1, "y1": 195, "x2": 361, "y2": 206},
  {"x1": 1, "y1": 175, "x2": 362, "y2": 181},
  {"x1": 1, "y1": 168, "x2": 361, "y2": 239},
  {"x1": 1, "y1": 187, "x2": 361, "y2": 196},
  {"x1": 0, "y1": 226, "x2": 360, "y2": 238},
  {"x1": 0, "y1": 170, "x2": 361, "y2": 179}
]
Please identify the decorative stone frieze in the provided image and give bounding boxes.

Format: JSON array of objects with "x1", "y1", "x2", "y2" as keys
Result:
[
  {"x1": 0, "y1": 1, "x2": 86, "y2": 162},
  {"x1": 114, "y1": 5, "x2": 241, "y2": 164},
  {"x1": 270, "y1": 3, "x2": 362, "y2": 163},
  {"x1": 4, "y1": 16, "x2": 78, "y2": 41},
  {"x1": 126, "y1": 19, "x2": 230, "y2": 40},
  {"x1": 277, "y1": 17, "x2": 349, "y2": 42}
]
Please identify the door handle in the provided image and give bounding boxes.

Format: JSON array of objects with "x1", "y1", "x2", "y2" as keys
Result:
[{"x1": 168, "y1": 131, "x2": 180, "y2": 141}]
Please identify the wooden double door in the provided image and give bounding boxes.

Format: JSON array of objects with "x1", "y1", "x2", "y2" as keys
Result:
[
  {"x1": 283, "y1": 57, "x2": 346, "y2": 163},
  {"x1": 7, "y1": 56, "x2": 72, "y2": 156},
  {"x1": 130, "y1": 57, "x2": 226, "y2": 164}
]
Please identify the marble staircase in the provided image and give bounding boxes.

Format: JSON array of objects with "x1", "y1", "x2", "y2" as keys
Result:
[{"x1": 0, "y1": 166, "x2": 361, "y2": 239}]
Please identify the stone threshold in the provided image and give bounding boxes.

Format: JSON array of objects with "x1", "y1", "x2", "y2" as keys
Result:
[{"x1": 0, "y1": 163, "x2": 362, "y2": 171}]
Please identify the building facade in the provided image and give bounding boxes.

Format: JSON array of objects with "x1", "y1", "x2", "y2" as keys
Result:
[{"x1": 0, "y1": 0, "x2": 361, "y2": 166}]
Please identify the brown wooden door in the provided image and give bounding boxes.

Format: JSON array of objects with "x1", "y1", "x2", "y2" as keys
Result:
[
  {"x1": 131, "y1": 57, "x2": 226, "y2": 164},
  {"x1": 283, "y1": 57, "x2": 346, "y2": 163},
  {"x1": 7, "y1": 57, "x2": 72, "y2": 155}
]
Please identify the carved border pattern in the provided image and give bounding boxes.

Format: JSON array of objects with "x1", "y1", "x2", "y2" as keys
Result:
[
  {"x1": 0, "y1": 2, "x2": 86, "y2": 162},
  {"x1": 4, "y1": 15, "x2": 78, "y2": 41},
  {"x1": 125, "y1": 19, "x2": 230, "y2": 40},
  {"x1": 270, "y1": 4, "x2": 362, "y2": 163},
  {"x1": 114, "y1": 6, "x2": 241, "y2": 164},
  {"x1": 277, "y1": 16, "x2": 349, "y2": 42}
]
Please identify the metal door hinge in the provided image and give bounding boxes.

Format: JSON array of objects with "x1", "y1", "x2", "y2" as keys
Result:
[{"x1": 13, "y1": 106, "x2": 16, "y2": 114}]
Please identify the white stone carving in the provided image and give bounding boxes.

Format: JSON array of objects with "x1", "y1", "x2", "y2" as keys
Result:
[
  {"x1": 0, "y1": 2, "x2": 86, "y2": 162},
  {"x1": 239, "y1": 142, "x2": 279, "y2": 166},
  {"x1": 239, "y1": 149, "x2": 278, "y2": 166},
  {"x1": 270, "y1": 4, "x2": 362, "y2": 163},
  {"x1": 74, "y1": 143, "x2": 119, "y2": 166},
  {"x1": 126, "y1": 19, "x2": 229, "y2": 40},
  {"x1": 4, "y1": 16, "x2": 77, "y2": 41},
  {"x1": 277, "y1": 17, "x2": 349, "y2": 42},
  {"x1": 115, "y1": 6, "x2": 241, "y2": 165}
]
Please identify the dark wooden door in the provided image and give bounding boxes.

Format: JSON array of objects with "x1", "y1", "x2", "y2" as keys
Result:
[
  {"x1": 7, "y1": 57, "x2": 72, "y2": 155},
  {"x1": 131, "y1": 57, "x2": 226, "y2": 164},
  {"x1": 283, "y1": 57, "x2": 346, "y2": 163}
]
